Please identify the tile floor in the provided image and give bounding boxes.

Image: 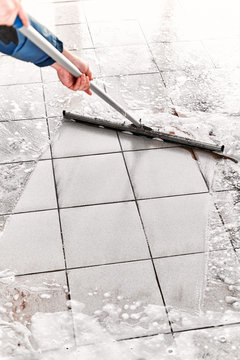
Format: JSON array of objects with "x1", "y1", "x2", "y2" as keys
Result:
[{"x1": 1, "y1": 0, "x2": 240, "y2": 357}]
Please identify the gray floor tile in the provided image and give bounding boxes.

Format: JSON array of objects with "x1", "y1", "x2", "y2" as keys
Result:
[
  {"x1": 0, "y1": 56, "x2": 41, "y2": 86},
  {"x1": 0, "y1": 119, "x2": 49, "y2": 163},
  {"x1": 95, "y1": 45, "x2": 158, "y2": 76},
  {"x1": 55, "y1": 24, "x2": 93, "y2": 51},
  {"x1": 0, "y1": 84, "x2": 46, "y2": 121},
  {"x1": 14, "y1": 160, "x2": 57, "y2": 213},
  {"x1": 0, "y1": 210, "x2": 65, "y2": 275},
  {"x1": 49, "y1": 119, "x2": 121, "y2": 158},
  {"x1": 68, "y1": 261, "x2": 170, "y2": 341},
  {"x1": 41, "y1": 49, "x2": 101, "y2": 83},
  {"x1": 150, "y1": 41, "x2": 213, "y2": 71},
  {"x1": 139, "y1": 193, "x2": 220, "y2": 257},
  {"x1": 61, "y1": 202, "x2": 149, "y2": 267},
  {"x1": 54, "y1": 153, "x2": 134, "y2": 207},
  {"x1": 124, "y1": 148, "x2": 207, "y2": 199},
  {"x1": 119, "y1": 132, "x2": 175, "y2": 151},
  {"x1": 89, "y1": 20, "x2": 146, "y2": 47},
  {"x1": 104, "y1": 73, "x2": 171, "y2": 114}
]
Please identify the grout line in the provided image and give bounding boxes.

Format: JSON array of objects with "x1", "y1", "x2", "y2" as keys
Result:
[
  {"x1": 41, "y1": 80, "x2": 77, "y2": 342},
  {"x1": 116, "y1": 131, "x2": 174, "y2": 335},
  {"x1": 173, "y1": 321, "x2": 240, "y2": 334},
  {"x1": 11, "y1": 245, "x2": 235, "y2": 279},
  {"x1": 0, "y1": 190, "x2": 213, "y2": 217}
]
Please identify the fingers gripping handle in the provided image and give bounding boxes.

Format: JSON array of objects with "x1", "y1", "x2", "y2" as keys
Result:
[{"x1": 13, "y1": 16, "x2": 141, "y2": 127}]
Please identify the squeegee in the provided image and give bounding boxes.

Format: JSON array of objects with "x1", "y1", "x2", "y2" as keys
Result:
[{"x1": 13, "y1": 16, "x2": 224, "y2": 154}]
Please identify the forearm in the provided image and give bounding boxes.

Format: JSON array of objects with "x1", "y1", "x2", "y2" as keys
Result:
[{"x1": 0, "y1": 16, "x2": 63, "y2": 66}]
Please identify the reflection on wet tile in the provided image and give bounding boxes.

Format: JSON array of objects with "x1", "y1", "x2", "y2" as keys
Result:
[
  {"x1": 49, "y1": 119, "x2": 120, "y2": 158},
  {"x1": 0, "y1": 57, "x2": 41, "y2": 86},
  {"x1": 96, "y1": 45, "x2": 158, "y2": 76},
  {"x1": 41, "y1": 49, "x2": 101, "y2": 83},
  {"x1": 61, "y1": 202, "x2": 149, "y2": 267},
  {"x1": 150, "y1": 41, "x2": 213, "y2": 71},
  {"x1": 124, "y1": 148, "x2": 207, "y2": 199},
  {"x1": 55, "y1": 24, "x2": 93, "y2": 50},
  {"x1": 0, "y1": 119, "x2": 49, "y2": 163},
  {"x1": 139, "y1": 193, "x2": 211, "y2": 257},
  {"x1": 104, "y1": 74, "x2": 170, "y2": 113},
  {"x1": 14, "y1": 160, "x2": 57, "y2": 213},
  {"x1": 154, "y1": 253, "x2": 206, "y2": 325},
  {"x1": 54, "y1": 153, "x2": 134, "y2": 207},
  {"x1": 162, "y1": 69, "x2": 240, "y2": 114},
  {"x1": 0, "y1": 162, "x2": 34, "y2": 215},
  {"x1": 0, "y1": 210, "x2": 64, "y2": 274},
  {"x1": 68, "y1": 260, "x2": 170, "y2": 341},
  {"x1": 0, "y1": 84, "x2": 46, "y2": 120},
  {"x1": 89, "y1": 20, "x2": 146, "y2": 47},
  {"x1": 213, "y1": 191, "x2": 240, "y2": 248}
]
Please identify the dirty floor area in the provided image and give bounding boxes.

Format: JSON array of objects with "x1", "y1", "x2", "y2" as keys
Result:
[{"x1": 0, "y1": 0, "x2": 240, "y2": 359}]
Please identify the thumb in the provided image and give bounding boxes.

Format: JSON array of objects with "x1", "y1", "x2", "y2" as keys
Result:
[{"x1": 18, "y1": 4, "x2": 30, "y2": 27}]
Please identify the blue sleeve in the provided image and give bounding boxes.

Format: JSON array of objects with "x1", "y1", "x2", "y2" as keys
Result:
[{"x1": 0, "y1": 17, "x2": 63, "y2": 67}]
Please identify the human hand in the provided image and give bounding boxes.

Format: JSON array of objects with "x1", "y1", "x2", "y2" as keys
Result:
[
  {"x1": 0, "y1": 0, "x2": 29, "y2": 27},
  {"x1": 51, "y1": 49, "x2": 93, "y2": 95}
]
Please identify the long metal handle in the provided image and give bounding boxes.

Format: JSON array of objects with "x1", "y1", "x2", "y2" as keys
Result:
[{"x1": 14, "y1": 17, "x2": 141, "y2": 127}]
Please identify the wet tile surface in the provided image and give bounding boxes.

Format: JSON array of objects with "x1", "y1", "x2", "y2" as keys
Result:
[
  {"x1": 104, "y1": 73, "x2": 171, "y2": 113},
  {"x1": 14, "y1": 160, "x2": 57, "y2": 213},
  {"x1": 89, "y1": 20, "x2": 146, "y2": 47},
  {"x1": 0, "y1": 119, "x2": 49, "y2": 163},
  {"x1": 95, "y1": 45, "x2": 158, "y2": 76},
  {"x1": 124, "y1": 148, "x2": 208, "y2": 199},
  {"x1": 49, "y1": 119, "x2": 120, "y2": 158},
  {"x1": 68, "y1": 260, "x2": 170, "y2": 341},
  {"x1": 149, "y1": 41, "x2": 213, "y2": 71},
  {"x1": 0, "y1": 210, "x2": 64, "y2": 275},
  {"x1": 54, "y1": 153, "x2": 134, "y2": 207},
  {"x1": 0, "y1": 84, "x2": 46, "y2": 120},
  {"x1": 0, "y1": 56, "x2": 41, "y2": 86},
  {"x1": 61, "y1": 202, "x2": 149, "y2": 267}
]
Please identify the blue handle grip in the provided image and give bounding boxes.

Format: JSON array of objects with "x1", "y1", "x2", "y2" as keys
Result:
[{"x1": 13, "y1": 16, "x2": 23, "y2": 29}]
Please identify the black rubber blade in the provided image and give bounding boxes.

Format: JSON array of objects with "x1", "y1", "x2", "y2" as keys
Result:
[{"x1": 63, "y1": 111, "x2": 224, "y2": 153}]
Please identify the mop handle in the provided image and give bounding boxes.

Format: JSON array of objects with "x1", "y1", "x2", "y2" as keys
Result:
[{"x1": 13, "y1": 16, "x2": 141, "y2": 127}]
